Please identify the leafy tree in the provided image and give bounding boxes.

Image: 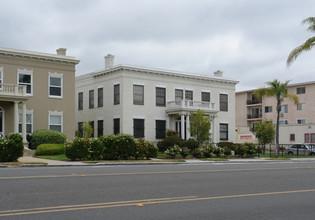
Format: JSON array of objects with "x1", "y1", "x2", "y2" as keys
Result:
[
  {"x1": 82, "y1": 121, "x2": 93, "y2": 139},
  {"x1": 254, "y1": 80, "x2": 298, "y2": 157},
  {"x1": 189, "y1": 109, "x2": 211, "y2": 145},
  {"x1": 287, "y1": 17, "x2": 315, "y2": 67},
  {"x1": 254, "y1": 120, "x2": 275, "y2": 154}
]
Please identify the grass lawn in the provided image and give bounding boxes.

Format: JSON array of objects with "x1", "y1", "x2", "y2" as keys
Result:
[
  {"x1": 201, "y1": 158, "x2": 229, "y2": 161},
  {"x1": 0, "y1": 162, "x2": 48, "y2": 167},
  {"x1": 35, "y1": 154, "x2": 69, "y2": 161}
]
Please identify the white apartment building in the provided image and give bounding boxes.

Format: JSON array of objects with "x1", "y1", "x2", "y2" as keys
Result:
[{"x1": 75, "y1": 55, "x2": 238, "y2": 143}]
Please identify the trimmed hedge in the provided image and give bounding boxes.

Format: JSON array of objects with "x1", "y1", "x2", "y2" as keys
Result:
[
  {"x1": 0, "y1": 133, "x2": 24, "y2": 162},
  {"x1": 31, "y1": 129, "x2": 67, "y2": 150},
  {"x1": 157, "y1": 136, "x2": 183, "y2": 152},
  {"x1": 65, "y1": 135, "x2": 158, "y2": 161},
  {"x1": 35, "y1": 144, "x2": 65, "y2": 156}
]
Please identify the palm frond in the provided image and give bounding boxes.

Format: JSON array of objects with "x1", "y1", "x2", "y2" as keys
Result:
[
  {"x1": 302, "y1": 17, "x2": 315, "y2": 32},
  {"x1": 286, "y1": 36, "x2": 315, "y2": 67},
  {"x1": 285, "y1": 94, "x2": 299, "y2": 105}
]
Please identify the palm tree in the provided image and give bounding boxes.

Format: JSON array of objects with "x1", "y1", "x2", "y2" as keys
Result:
[
  {"x1": 254, "y1": 80, "x2": 299, "y2": 157},
  {"x1": 287, "y1": 17, "x2": 315, "y2": 67}
]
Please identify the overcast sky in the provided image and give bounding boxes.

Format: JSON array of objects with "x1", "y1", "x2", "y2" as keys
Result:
[{"x1": 0, "y1": 0, "x2": 314, "y2": 91}]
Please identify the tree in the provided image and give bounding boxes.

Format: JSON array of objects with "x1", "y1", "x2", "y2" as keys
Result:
[
  {"x1": 82, "y1": 121, "x2": 93, "y2": 139},
  {"x1": 189, "y1": 109, "x2": 211, "y2": 145},
  {"x1": 287, "y1": 17, "x2": 315, "y2": 67},
  {"x1": 254, "y1": 80, "x2": 298, "y2": 157},
  {"x1": 254, "y1": 120, "x2": 275, "y2": 154}
]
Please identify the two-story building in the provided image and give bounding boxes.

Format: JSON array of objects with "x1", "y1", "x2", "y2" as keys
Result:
[
  {"x1": 236, "y1": 81, "x2": 315, "y2": 144},
  {"x1": 76, "y1": 55, "x2": 238, "y2": 143},
  {"x1": 0, "y1": 47, "x2": 79, "y2": 145}
]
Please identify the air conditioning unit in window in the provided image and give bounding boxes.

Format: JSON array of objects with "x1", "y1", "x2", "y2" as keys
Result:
[{"x1": 280, "y1": 113, "x2": 284, "y2": 117}]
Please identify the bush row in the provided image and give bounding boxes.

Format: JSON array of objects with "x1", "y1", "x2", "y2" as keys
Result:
[
  {"x1": 35, "y1": 144, "x2": 65, "y2": 156},
  {"x1": 0, "y1": 134, "x2": 24, "y2": 162},
  {"x1": 65, "y1": 134, "x2": 158, "y2": 161}
]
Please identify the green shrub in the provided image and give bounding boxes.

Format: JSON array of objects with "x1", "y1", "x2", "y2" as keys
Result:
[
  {"x1": 166, "y1": 129, "x2": 178, "y2": 137},
  {"x1": 0, "y1": 133, "x2": 24, "y2": 162},
  {"x1": 65, "y1": 138, "x2": 89, "y2": 161},
  {"x1": 223, "y1": 146, "x2": 232, "y2": 157},
  {"x1": 182, "y1": 138, "x2": 199, "y2": 153},
  {"x1": 116, "y1": 134, "x2": 136, "y2": 159},
  {"x1": 213, "y1": 147, "x2": 224, "y2": 158},
  {"x1": 235, "y1": 144, "x2": 247, "y2": 157},
  {"x1": 89, "y1": 138, "x2": 105, "y2": 160},
  {"x1": 27, "y1": 134, "x2": 33, "y2": 149},
  {"x1": 157, "y1": 135, "x2": 183, "y2": 152},
  {"x1": 179, "y1": 146, "x2": 190, "y2": 158},
  {"x1": 99, "y1": 135, "x2": 119, "y2": 160},
  {"x1": 200, "y1": 143, "x2": 215, "y2": 158},
  {"x1": 31, "y1": 129, "x2": 66, "y2": 150},
  {"x1": 135, "y1": 138, "x2": 158, "y2": 159},
  {"x1": 244, "y1": 142, "x2": 257, "y2": 156},
  {"x1": 35, "y1": 144, "x2": 65, "y2": 156},
  {"x1": 164, "y1": 145, "x2": 181, "y2": 158}
]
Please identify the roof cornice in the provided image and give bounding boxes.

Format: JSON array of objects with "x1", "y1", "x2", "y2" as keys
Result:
[
  {"x1": 88, "y1": 64, "x2": 238, "y2": 84},
  {"x1": 0, "y1": 47, "x2": 80, "y2": 65}
]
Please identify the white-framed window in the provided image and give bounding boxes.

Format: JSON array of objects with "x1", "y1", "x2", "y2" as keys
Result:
[
  {"x1": 297, "y1": 119, "x2": 306, "y2": 124},
  {"x1": 49, "y1": 111, "x2": 63, "y2": 132},
  {"x1": 0, "y1": 67, "x2": 3, "y2": 85},
  {"x1": 49, "y1": 72, "x2": 63, "y2": 98},
  {"x1": 17, "y1": 69, "x2": 33, "y2": 95},
  {"x1": 280, "y1": 105, "x2": 288, "y2": 113},
  {"x1": 18, "y1": 110, "x2": 33, "y2": 134},
  {"x1": 279, "y1": 120, "x2": 288, "y2": 125},
  {"x1": 297, "y1": 103, "x2": 306, "y2": 110}
]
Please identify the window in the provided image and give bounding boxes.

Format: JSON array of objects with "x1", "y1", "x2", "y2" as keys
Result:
[
  {"x1": 97, "y1": 120, "x2": 103, "y2": 137},
  {"x1": 220, "y1": 94, "x2": 228, "y2": 111},
  {"x1": 265, "y1": 106, "x2": 272, "y2": 113},
  {"x1": 156, "y1": 120, "x2": 166, "y2": 139},
  {"x1": 290, "y1": 134, "x2": 295, "y2": 142},
  {"x1": 98, "y1": 88, "x2": 103, "y2": 107},
  {"x1": 49, "y1": 112, "x2": 62, "y2": 132},
  {"x1": 0, "y1": 67, "x2": 3, "y2": 86},
  {"x1": 280, "y1": 105, "x2": 288, "y2": 113},
  {"x1": 134, "y1": 119, "x2": 144, "y2": 138},
  {"x1": 18, "y1": 113, "x2": 33, "y2": 134},
  {"x1": 297, "y1": 103, "x2": 305, "y2": 110},
  {"x1": 201, "y1": 92, "x2": 210, "y2": 102},
  {"x1": 114, "y1": 84, "x2": 120, "y2": 105},
  {"x1": 297, "y1": 87, "x2": 305, "y2": 94},
  {"x1": 114, "y1": 118, "x2": 120, "y2": 135},
  {"x1": 18, "y1": 69, "x2": 33, "y2": 95},
  {"x1": 133, "y1": 85, "x2": 144, "y2": 105},
  {"x1": 220, "y1": 123, "x2": 228, "y2": 141},
  {"x1": 49, "y1": 73, "x2": 62, "y2": 98},
  {"x1": 185, "y1": 90, "x2": 193, "y2": 100},
  {"x1": 279, "y1": 120, "x2": 288, "y2": 125},
  {"x1": 78, "y1": 92, "x2": 83, "y2": 110},
  {"x1": 78, "y1": 122, "x2": 83, "y2": 136},
  {"x1": 89, "y1": 90, "x2": 94, "y2": 109},
  {"x1": 297, "y1": 119, "x2": 306, "y2": 124},
  {"x1": 175, "y1": 89, "x2": 183, "y2": 100},
  {"x1": 156, "y1": 87, "x2": 166, "y2": 106},
  {"x1": 89, "y1": 121, "x2": 94, "y2": 138},
  {"x1": 305, "y1": 133, "x2": 315, "y2": 143}
]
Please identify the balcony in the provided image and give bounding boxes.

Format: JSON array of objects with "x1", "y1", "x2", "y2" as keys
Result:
[
  {"x1": 0, "y1": 84, "x2": 28, "y2": 101},
  {"x1": 247, "y1": 113, "x2": 262, "y2": 120},
  {"x1": 246, "y1": 99, "x2": 262, "y2": 105},
  {"x1": 166, "y1": 100, "x2": 217, "y2": 114}
]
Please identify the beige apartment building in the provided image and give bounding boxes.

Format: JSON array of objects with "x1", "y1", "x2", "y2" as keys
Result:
[
  {"x1": 236, "y1": 81, "x2": 315, "y2": 144},
  {"x1": 0, "y1": 47, "x2": 79, "y2": 145}
]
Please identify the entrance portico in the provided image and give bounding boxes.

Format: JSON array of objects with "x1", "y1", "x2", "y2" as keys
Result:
[
  {"x1": 0, "y1": 84, "x2": 29, "y2": 145},
  {"x1": 166, "y1": 99, "x2": 218, "y2": 140}
]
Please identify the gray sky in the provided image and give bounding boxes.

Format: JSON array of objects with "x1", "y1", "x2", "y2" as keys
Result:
[{"x1": 0, "y1": 0, "x2": 314, "y2": 91}]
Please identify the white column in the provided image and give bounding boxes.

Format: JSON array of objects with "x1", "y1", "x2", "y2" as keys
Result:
[
  {"x1": 22, "y1": 102, "x2": 27, "y2": 143},
  {"x1": 211, "y1": 115, "x2": 216, "y2": 143},
  {"x1": 186, "y1": 113, "x2": 190, "y2": 139},
  {"x1": 14, "y1": 101, "x2": 19, "y2": 133},
  {"x1": 181, "y1": 113, "x2": 185, "y2": 139},
  {"x1": 166, "y1": 116, "x2": 170, "y2": 130}
]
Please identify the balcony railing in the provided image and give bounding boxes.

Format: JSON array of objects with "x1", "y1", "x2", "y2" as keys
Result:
[
  {"x1": 0, "y1": 84, "x2": 27, "y2": 97},
  {"x1": 166, "y1": 100, "x2": 216, "y2": 113},
  {"x1": 247, "y1": 113, "x2": 262, "y2": 119},
  {"x1": 246, "y1": 99, "x2": 262, "y2": 105}
]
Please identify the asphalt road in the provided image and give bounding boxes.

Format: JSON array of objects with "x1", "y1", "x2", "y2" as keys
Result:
[{"x1": 1, "y1": 160, "x2": 315, "y2": 219}]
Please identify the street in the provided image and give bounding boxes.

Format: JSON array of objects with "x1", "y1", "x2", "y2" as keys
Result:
[{"x1": 1, "y1": 160, "x2": 315, "y2": 219}]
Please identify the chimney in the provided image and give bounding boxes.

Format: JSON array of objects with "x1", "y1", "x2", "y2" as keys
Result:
[
  {"x1": 105, "y1": 54, "x2": 115, "y2": 69},
  {"x1": 214, "y1": 70, "x2": 223, "y2": 77},
  {"x1": 56, "y1": 48, "x2": 67, "y2": 56}
]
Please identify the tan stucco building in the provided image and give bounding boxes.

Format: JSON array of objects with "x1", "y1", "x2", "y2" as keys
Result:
[
  {"x1": 0, "y1": 47, "x2": 79, "y2": 144},
  {"x1": 236, "y1": 82, "x2": 315, "y2": 144}
]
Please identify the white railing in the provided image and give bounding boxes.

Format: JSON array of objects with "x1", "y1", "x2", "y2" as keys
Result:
[
  {"x1": 166, "y1": 100, "x2": 216, "y2": 111},
  {"x1": 0, "y1": 84, "x2": 27, "y2": 97}
]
